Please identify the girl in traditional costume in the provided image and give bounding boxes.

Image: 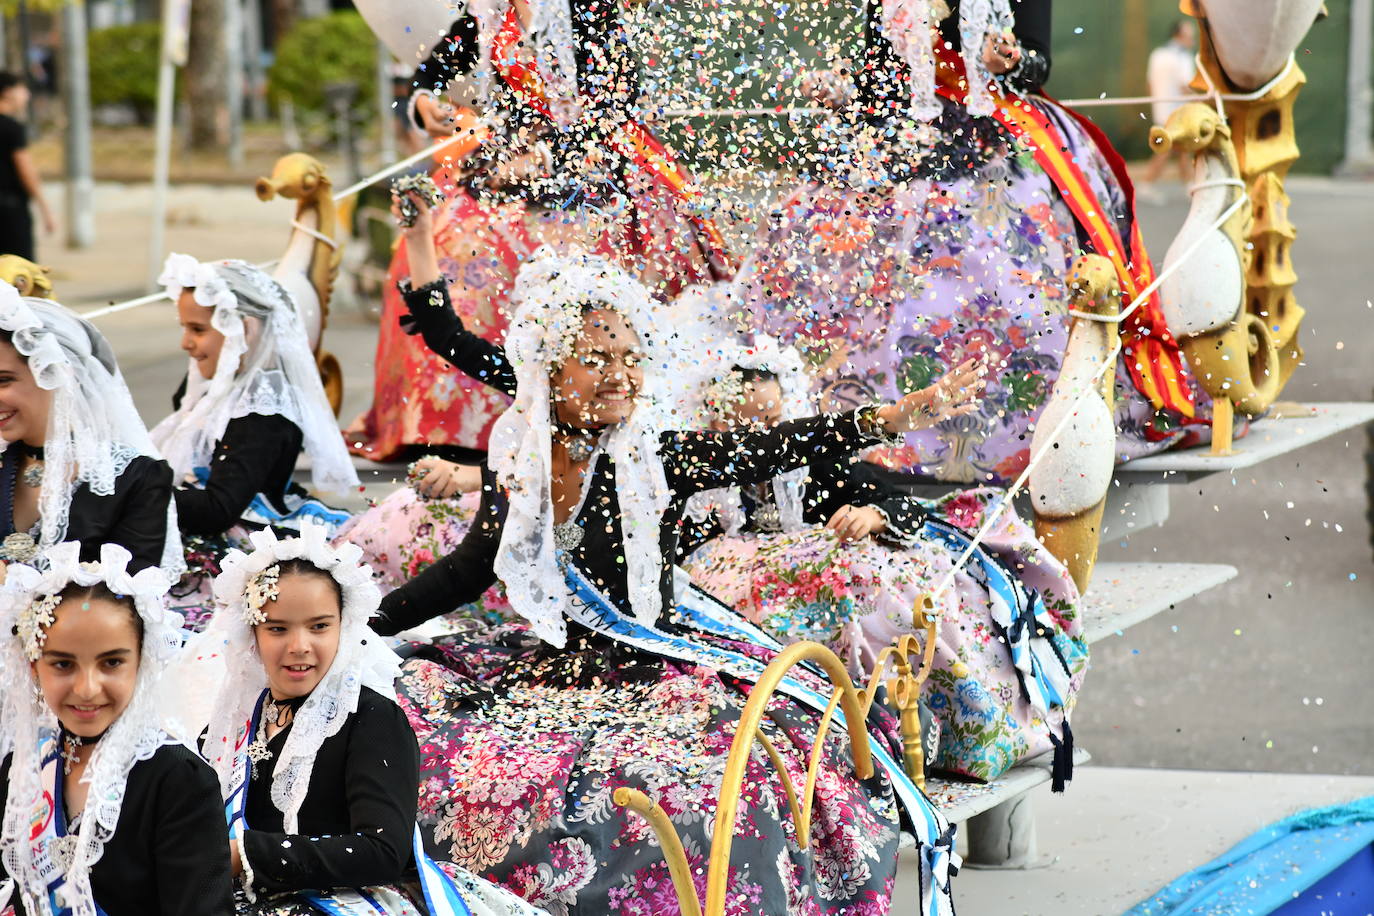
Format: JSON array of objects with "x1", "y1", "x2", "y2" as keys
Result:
[
  {"x1": 153, "y1": 254, "x2": 358, "y2": 629},
  {"x1": 677, "y1": 336, "x2": 1086, "y2": 785},
  {"x1": 183, "y1": 523, "x2": 548, "y2": 916},
  {"x1": 370, "y1": 242, "x2": 977, "y2": 914},
  {"x1": 0, "y1": 286, "x2": 177, "y2": 573},
  {"x1": 0, "y1": 542, "x2": 234, "y2": 916},
  {"x1": 346, "y1": 0, "x2": 733, "y2": 461},
  {"x1": 743, "y1": 0, "x2": 1207, "y2": 484}
]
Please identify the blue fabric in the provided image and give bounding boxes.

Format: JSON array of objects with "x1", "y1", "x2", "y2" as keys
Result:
[{"x1": 1124, "y1": 796, "x2": 1374, "y2": 915}]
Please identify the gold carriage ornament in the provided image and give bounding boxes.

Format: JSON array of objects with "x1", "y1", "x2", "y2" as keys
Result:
[
  {"x1": 1153, "y1": 0, "x2": 1321, "y2": 454},
  {"x1": 614, "y1": 594, "x2": 941, "y2": 916},
  {"x1": 255, "y1": 153, "x2": 346, "y2": 414},
  {"x1": 0, "y1": 256, "x2": 55, "y2": 299}
]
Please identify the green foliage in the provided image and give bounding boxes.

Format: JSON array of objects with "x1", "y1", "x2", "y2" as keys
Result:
[
  {"x1": 267, "y1": 11, "x2": 376, "y2": 121},
  {"x1": 87, "y1": 22, "x2": 164, "y2": 123}
]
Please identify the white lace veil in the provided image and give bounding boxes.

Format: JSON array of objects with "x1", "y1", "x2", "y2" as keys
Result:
[
  {"x1": 181, "y1": 522, "x2": 398, "y2": 833},
  {"x1": 685, "y1": 335, "x2": 812, "y2": 535},
  {"x1": 489, "y1": 248, "x2": 674, "y2": 647},
  {"x1": 151, "y1": 253, "x2": 358, "y2": 499},
  {"x1": 0, "y1": 543, "x2": 181, "y2": 916},
  {"x1": 0, "y1": 286, "x2": 182, "y2": 572},
  {"x1": 880, "y1": 0, "x2": 1015, "y2": 120}
]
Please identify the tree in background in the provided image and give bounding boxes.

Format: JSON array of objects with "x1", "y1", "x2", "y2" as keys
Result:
[{"x1": 186, "y1": 0, "x2": 227, "y2": 149}]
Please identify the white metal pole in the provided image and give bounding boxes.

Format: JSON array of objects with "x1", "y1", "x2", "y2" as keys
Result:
[
  {"x1": 376, "y1": 38, "x2": 396, "y2": 166},
  {"x1": 225, "y1": 0, "x2": 244, "y2": 168},
  {"x1": 148, "y1": 0, "x2": 182, "y2": 287},
  {"x1": 61, "y1": 1, "x2": 94, "y2": 248},
  {"x1": 1339, "y1": 0, "x2": 1373, "y2": 175}
]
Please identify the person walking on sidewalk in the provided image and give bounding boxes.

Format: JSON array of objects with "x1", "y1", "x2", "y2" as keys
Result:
[{"x1": 0, "y1": 71, "x2": 56, "y2": 259}]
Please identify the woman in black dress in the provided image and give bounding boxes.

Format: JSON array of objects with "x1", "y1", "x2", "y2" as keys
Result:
[
  {"x1": 0, "y1": 542, "x2": 233, "y2": 916},
  {"x1": 0, "y1": 286, "x2": 176, "y2": 573},
  {"x1": 369, "y1": 242, "x2": 980, "y2": 914}
]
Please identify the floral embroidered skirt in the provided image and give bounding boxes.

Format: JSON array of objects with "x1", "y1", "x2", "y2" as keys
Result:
[
  {"x1": 739, "y1": 101, "x2": 1202, "y2": 485},
  {"x1": 682, "y1": 489, "x2": 1088, "y2": 782},
  {"x1": 394, "y1": 631, "x2": 903, "y2": 916}
]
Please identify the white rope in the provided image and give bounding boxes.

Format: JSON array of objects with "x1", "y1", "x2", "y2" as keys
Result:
[
  {"x1": 290, "y1": 220, "x2": 339, "y2": 250},
  {"x1": 79, "y1": 133, "x2": 474, "y2": 320}
]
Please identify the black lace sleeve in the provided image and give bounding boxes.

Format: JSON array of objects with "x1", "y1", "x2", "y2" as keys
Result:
[
  {"x1": 372, "y1": 467, "x2": 503, "y2": 634},
  {"x1": 399, "y1": 279, "x2": 516, "y2": 398},
  {"x1": 659, "y1": 410, "x2": 892, "y2": 497}
]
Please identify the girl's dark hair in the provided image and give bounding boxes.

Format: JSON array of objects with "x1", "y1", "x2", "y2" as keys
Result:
[
  {"x1": 57, "y1": 582, "x2": 144, "y2": 650},
  {"x1": 734, "y1": 365, "x2": 779, "y2": 385},
  {"x1": 274, "y1": 558, "x2": 344, "y2": 609}
]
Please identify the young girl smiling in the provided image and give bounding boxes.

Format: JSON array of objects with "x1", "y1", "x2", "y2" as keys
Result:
[{"x1": 0, "y1": 542, "x2": 233, "y2": 916}]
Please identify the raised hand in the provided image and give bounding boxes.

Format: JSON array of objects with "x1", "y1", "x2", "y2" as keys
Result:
[{"x1": 877, "y1": 356, "x2": 986, "y2": 433}]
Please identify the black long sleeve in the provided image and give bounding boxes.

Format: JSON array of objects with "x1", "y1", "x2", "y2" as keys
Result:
[
  {"x1": 172, "y1": 414, "x2": 304, "y2": 536},
  {"x1": 399, "y1": 280, "x2": 516, "y2": 397},
  {"x1": 374, "y1": 469, "x2": 503, "y2": 636},
  {"x1": 241, "y1": 691, "x2": 420, "y2": 894},
  {"x1": 800, "y1": 459, "x2": 928, "y2": 543},
  {"x1": 659, "y1": 410, "x2": 878, "y2": 497},
  {"x1": 65, "y1": 455, "x2": 174, "y2": 572}
]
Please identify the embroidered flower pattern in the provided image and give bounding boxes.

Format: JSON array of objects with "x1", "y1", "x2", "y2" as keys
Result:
[
  {"x1": 17, "y1": 592, "x2": 61, "y2": 661},
  {"x1": 243, "y1": 563, "x2": 281, "y2": 626}
]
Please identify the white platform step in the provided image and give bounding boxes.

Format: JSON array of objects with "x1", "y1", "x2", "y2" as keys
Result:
[
  {"x1": 1116, "y1": 401, "x2": 1374, "y2": 483},
  {"x1": 1082, "y1": 561, "x2": 1238, "y2": 644},
  {"x1": 927, "y1": 749, "x2": 1093, "y2": 825}
]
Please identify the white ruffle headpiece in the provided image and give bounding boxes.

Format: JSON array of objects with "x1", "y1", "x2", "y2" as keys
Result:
[
  {"x1": 0, "y1": 543, "x2": 180, "y2": 916},
  {"x1": 686, "y1": 335, "x2": 813, "y2": 537},
  {"x1": 881, "y1": 0, "x2": 1015, "y2": 120},
  {"x1": 0, "y1": 286, "x2": 181, "y2": 571},
  {"x1": 151, "y1": 253, "x2": 358, "y2": 498},
  {"x1": 183, "y1": 522, "x2": 397, "y2": 833},
  {"x1": 488, "y1": 248, "x2": 673, "y2": 647}
]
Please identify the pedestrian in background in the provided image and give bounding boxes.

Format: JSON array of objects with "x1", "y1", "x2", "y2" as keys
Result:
[
  {"x1": 0, "y1": 72, "x2": 56, "y2": 259},
  {"x1": 1139, "y1": 19, "x2": 1197, "y2": 202}
]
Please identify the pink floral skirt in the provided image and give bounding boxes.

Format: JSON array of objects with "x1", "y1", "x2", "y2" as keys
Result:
[{"x1": 684, "y1": 489, "x2": 1087, "y2": 782}]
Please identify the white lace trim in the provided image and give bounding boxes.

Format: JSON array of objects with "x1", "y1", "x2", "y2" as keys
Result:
[
  {"x1": 489, "y1": 248, "x2": 675, "y2": 647},
  {"x1": 177, "y1": 522, "x2": 398, "y2": 833},
  {"x1": 151, "y1": 254, "x2": 358, "y2": 502},
  {"x1": 0, "y1": 544, "x2": 182, "y2": 916}
]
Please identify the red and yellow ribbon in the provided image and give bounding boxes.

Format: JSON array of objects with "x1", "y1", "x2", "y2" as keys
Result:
[{"x1": 933, "y1": 48, "x2": 1199, "y2": 423}]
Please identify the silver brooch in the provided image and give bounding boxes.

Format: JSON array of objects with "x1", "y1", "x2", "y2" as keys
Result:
[{"x1": 554, "y1": 523, "x2": 584, "y2": 552}]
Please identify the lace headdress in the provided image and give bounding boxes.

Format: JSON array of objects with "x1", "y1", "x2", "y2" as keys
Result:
[
  {"x1": 686, "y1": 335, "x2": 812, "y2": 536},
  {"x1": 151, "y1": 253, "x2": 358, "y2": 498},
  {"x1": 488, "y1": 248, "x2": 674, "y2": 647},
  {"x1": 183, "y1": 522, "x2": 398, "y2": 832},
  {"x1": 0, "y1": 286, "x2": 182, "y2": 571},
  {"x1": 0, "y1": 543, "x2": 181, "y2": 916},
  {"x1": 881, "y1": 0, "x2": 1014, "y2": 120}
]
